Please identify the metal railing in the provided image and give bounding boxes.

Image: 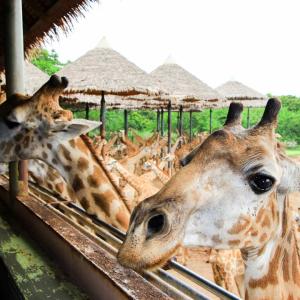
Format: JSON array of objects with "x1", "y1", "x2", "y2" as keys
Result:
[{"x1": 27, "y1": 180, "x2": 241, "y2": 300}]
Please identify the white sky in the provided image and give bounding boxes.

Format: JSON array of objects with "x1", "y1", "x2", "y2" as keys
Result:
[{"x1": 44, "y1": 0, "x2": 300, "y2": 96}]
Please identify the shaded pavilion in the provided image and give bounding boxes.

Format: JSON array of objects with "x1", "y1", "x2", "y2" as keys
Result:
[
  {"x1": 57, "y1": 37, "x2": 166, "y2": 137},
  {"x1": 1, "y1": 61, "x2": 49, "y2": 96},
  {"x1": 216, "y1": 80, "x2": 267, "y2": 127},
  {"x1": 149, "y1": 56, "x2": 226, "y2": 139}
]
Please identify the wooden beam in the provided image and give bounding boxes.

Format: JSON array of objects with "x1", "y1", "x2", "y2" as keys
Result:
[
  {"x1": 167, "y1": 101, "x2": 172, "y2": 170},
  {"x1": 189, "y1": 111, "x2": 193, "y2": 143},
  {"x1": 156, "y1": 109, "x2": 160, "y2": 132},
  {"x1": 100, "y1": 91, "x2": 106, "y2": 139},
  {"x1": 4, "y1": 0, "x2": 27, "y2": 199},
  {"x1": 160, "y1": 108, "x2": 164, "y2": 137},
  {"x1": 85, "y1": 103, "x2": 90, "y2": 120},
  {"x1": 247, "y1": 107, "x2": 250, "y2": 128},
  {"x1": 209, "y1": 109, "x2": 212, "y2": 134},
  {"x1": 124, "y1": 109, "x2": 128, "y2": 136}
]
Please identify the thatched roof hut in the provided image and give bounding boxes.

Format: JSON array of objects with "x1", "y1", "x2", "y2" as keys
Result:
[
  {"x1": 24, "y1": 61, "x2": 49, "y2": 94},
  {"x1": 216, "y1": 80, "x2": 267, "y2": 107},
  {"x1": 57, "y1": 37, "x2": 162, "y2": 97},
  {"x1": 149, "y1": 56, "x2": 226, "y2": 110},
  {"x1": 1, "y1": 61, "x2": 49, "y2": 96},
  {"x1": 0, "y1": 0, "x2": 97, "y2": 70}
]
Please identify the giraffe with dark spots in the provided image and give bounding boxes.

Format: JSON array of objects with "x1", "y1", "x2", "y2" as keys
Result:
[
  {"x1": 118, "y1": 99, "x2": 300, "y2": 299},
  {"x1": 0, "y1": 75, "x2": 93, "y2": 163},
  {"x1": 27, "y1": 134, "x2": 131, "y2": 231}
]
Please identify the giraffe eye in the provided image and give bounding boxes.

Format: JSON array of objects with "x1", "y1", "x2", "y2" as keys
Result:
[
  {"x1": 146, "y1": 214, "x2": 166, "y2": 240},
  {"x1": 248, "y1": 174, "x2": 275, "y2": 194}
]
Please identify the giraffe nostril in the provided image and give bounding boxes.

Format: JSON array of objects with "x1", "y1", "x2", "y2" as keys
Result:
[{"x1": 146, "y1": 214, "x2": 165, "y2": 240}]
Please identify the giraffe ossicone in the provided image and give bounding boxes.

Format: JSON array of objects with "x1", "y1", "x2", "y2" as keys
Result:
[{"x1": 118, "y1": 99, "x2": 300, "y2": 299}]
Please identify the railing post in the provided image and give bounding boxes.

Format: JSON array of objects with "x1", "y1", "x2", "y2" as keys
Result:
[{"x1": 4, "y1": 0, "x2": 27, "y2": 199}]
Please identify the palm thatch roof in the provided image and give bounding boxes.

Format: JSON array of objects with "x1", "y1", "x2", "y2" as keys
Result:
[
  {"x1": 216, "y1": 80, "x2": 267, "y2": 107},
  {"x1": 0, "y1": 0, "x2": 97, "y2": 70},
  {"x1": 149, "y1": 56, "x2": 226, "y2": 109},
  {"x1": 57, "y1": 37, "x2": 163, "y2": 97},
  {"x1": 1, "y1": 61, "x2": 49, "y2": 96},
  {"x1": 24, "y1": 61, "x2": 49, "y2": 94},
  {"x1": 60, "y1": 93, "x2": 195, "y2": 111}
]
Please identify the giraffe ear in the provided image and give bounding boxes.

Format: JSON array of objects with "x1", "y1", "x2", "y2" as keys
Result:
[
  {"x1": 49, "y1": 119, "x2": 101, "y2": 142},
  {"x1": 6, "y1": 104, "x2": 32, "y2": 127},
  {"x1": 278, "y1": 155, "x2": 300, "y2": 193}
]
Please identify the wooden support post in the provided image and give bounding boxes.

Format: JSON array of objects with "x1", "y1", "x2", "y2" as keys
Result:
[
  {"x1": 189, "y1": 111, "x2": 193, "y2": 143},
  {"x1": 4, "y1": 0, "x2": 26, "y2": 198},
  {"x1": 167, "y1": 101, "x2": 172, "y2": 171},
  {"x1": 160, "y1": 108, "x2": 164, "y2": 137},
  {"x1": 209, "y1": 109, "x2": 213, "y2": 134},
  {"x1": 247, "y1": 107, "x2": 250, "y2": 128},
  {"x1": 100, "y1": 91, "x2": 106, "y2": 139},
  {"x1": 179, "y1": 105, "x2": 183, "y2": 136},
  {"x1": 85, "y1": 103, "x2": 90, "y2": 120},
  {"x1": 156, "y1": 109, "x2": 160, "y2": 133},
  {"x1": 124, "y1": 109, "x2": 128, "y2": 137}
]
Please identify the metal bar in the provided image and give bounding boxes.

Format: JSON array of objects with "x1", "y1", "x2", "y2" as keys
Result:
[
  {"x1": 160, "y1": 108, "x2": 164, "y2": 137},
  {"x1": 189, "y1": 111, "x2": 192, "y2": 143},
  {"x1": 124, "y1": 109, "x2": 128, "y2": 136},
  {"x1": 247, "y1": 107, "x2": 250, "y2": 128},
  {"x1": 100, "y1": 91, "x2": 106, "y2": 138},
  {"x1": 4, "y1": 0, "x2": 26, "y2": 199},
  {"x1": 167, "y1": 101, "x2": 172, "y2": 170},
  {"x1": 85, "y1": 103, "x2": 90, "y2": 120},
  {"x1": 157, "y1": 109, "x2": 161, "y2": 133},
  {"x1": 169, "y1": 260, "x2": 241, "y2": 300},
  {"x1": 209, "y1": 109, "x2": 212, "y2": 134},
  {"x1": 157, "y1": 269, "x2": 210, "y2": 300},
  {"x1": 26, "y1": 180, "x2": 241, "y2": 300}
]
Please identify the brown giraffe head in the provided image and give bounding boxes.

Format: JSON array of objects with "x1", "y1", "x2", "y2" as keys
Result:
[
  {"x1": 0, "y1": 75, "x2": 99, "y2": 162},
  {"x1": 117, "y1": 99, "x2": 294, "y2": 271}
]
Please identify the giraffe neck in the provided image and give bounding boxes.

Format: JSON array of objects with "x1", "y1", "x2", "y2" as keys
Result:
[
  {"x1": 41, "y1": 136, "x2": 130, "y2": 230},
  {"x1": 242, "y1": 194, "x2": 300, "y2": 299},
  {"x1": 150, "y1": 163, "x2": 170, "y2": 184}
]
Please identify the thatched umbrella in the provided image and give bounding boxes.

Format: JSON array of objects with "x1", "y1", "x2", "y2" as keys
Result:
[
  {"x1": 24, "y1": 61, "x2": 49, "y2": 94},
  {"x1": 150, "y1": 56, "x2": 225, "y2": 139},
  {"x1": 0, "y1": 0, "x2": 97, "y2": 70},
  {"x1": 216, "y1": 80, "x2": 267, "y2": 127},
  {"x1": 1, "y1": 61, "x2": 49, "y2": 98},
  {"x1": 58, "y1": 37, "x2": 165, "y2": 137},
  {"x1": 58, "y1": 37, "x2": 161, "y2": 97}
]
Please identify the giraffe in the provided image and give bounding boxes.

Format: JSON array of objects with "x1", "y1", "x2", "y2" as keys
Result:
[
  {"x1": 0, "y1": 75, "x2": 94, "y2": 163},
  {"x1": 118, "y1": 99, "x2": 300, "y2": 300},
  {"x1": 27, "y1": 134, "x2": 131, "y2": 231}
]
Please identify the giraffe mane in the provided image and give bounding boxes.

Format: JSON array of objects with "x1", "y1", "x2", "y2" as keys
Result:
[{"x1": 80, "y1": 134, "x2": 131, "y2": 213}]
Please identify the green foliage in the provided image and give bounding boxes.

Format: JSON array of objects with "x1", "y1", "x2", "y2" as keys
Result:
[
  {"x1": 31, "y1": 49, "x2": 65, "y2": 75},
  {"x1": 74, "y1": 95, "x2": 300, "y2": 146}
]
